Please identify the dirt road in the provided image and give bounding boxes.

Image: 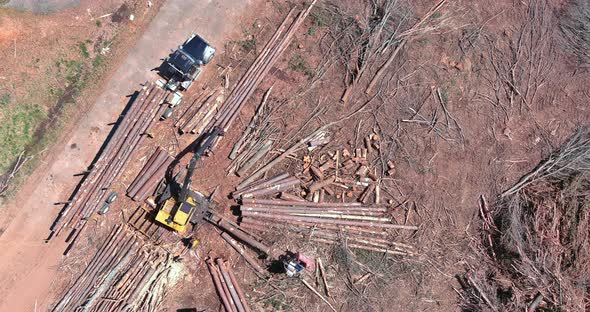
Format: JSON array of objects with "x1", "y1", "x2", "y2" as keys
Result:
[{"x1": 0, "y1": 0, "x2": 252, "y2": 310}]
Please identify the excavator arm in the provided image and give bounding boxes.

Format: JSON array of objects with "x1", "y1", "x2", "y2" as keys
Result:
[{"x1": 156, "y1": 126, "x2": 223, "y2": 232}]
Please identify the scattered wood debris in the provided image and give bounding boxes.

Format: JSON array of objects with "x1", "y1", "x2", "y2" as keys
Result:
[{"x1": 228, "y1": 87, "x2": 280, "y2": 177}]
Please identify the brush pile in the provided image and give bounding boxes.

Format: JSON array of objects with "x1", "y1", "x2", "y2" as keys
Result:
[
  {"x1": 51, "y1": 83, "x2": 168, "y2": 252},
  {"x1": 460, "y1": 127, "x2": 590, "y2": 311},
  {"x1": 560, "y1": 0, "x2": 590, "y2": 68}
]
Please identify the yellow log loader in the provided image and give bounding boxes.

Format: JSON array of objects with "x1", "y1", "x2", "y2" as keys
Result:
[{"x1": 155, "y1": 126, "x2": 222, "y2": 233}]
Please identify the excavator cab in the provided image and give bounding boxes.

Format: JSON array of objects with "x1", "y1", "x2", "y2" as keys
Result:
[
  {"x1": 155, "y1": 195, "x2": 196, "y2": 232},
  {"x1": 155, "y1": 188, "x2": 210, "y2": 233}
]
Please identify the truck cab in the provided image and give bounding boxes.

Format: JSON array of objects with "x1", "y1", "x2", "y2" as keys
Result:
[{"x1": 160, "y1": 34, "x2": 215, "y2": 91}]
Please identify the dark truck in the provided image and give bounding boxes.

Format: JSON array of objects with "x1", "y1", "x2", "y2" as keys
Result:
[{"x1": 159, "y1": 34, "x2": 215, "y2": 91}]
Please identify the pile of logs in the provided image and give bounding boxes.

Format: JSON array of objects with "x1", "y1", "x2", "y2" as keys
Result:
[
  {"x1": 211, "y1": 1, "x2": 317, "y2": 143},
  {"x1": 175, "y1": 87, "x2": 224, "y2": 135},
  {"x1": 206, "y1": 258, "x2": 252, "y2": 312},
  {"x1": 51, "y1": 82, "x2": 168, "y2": 253},
  {"x1": 127, "y1": 205, "x2": 166, "y2": 243},
  {"x1": 227, "y1": 88, "x2": 279, "y2": 177},
  {"x1": 127, "y1": 147, "x2": 173, "y2": 202},
  {"x1": 231, "y1": 173, "x2": 301, "y2": 199},
  {"x1": 53, "y1": 224, "x2": 171, "y2": 311},
  {"x1": 227, "y1": 123, "x2": 421, "y2": 256},
  {"x1": 239, "y1": 199, "x2": 417, "y2": 256}
]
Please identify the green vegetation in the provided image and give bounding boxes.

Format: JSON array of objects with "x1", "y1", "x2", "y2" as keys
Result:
[
  {"x1": 78, "y1": 42, "x2": 90, "y2": 59},
  {"x1": 237, "y1": 38, "x2": 256, "y2": 52},
  {"x1": 431, "y1": 11, "x2": 442, "y2": 19},
  {"x1": 0, "y1": 35, "x2": 112, "y2": 197},
  {"x1": 307, "y1": 26, "x2": 316, "y2": 36},
  {"x1": 438, "y1": 87, "x2": 449, "y2": 104},
  {"x1": 95, "y1": 20, "x2": 102, "y2": 27},
  {"x1": 0, "y1": 104, "x2": 46, "y2": 172},
  {"x1": 310, "y1": 9, "x2": 329, "y2": 27},
  {"x1": 263, "y1": 298, "x2": 290, "y2": 311},
  {"x1": 289, "y1": 55, "x2": 314, "y2": 78},
  {"x1": 0, "y1": 94, "x2": 10, "y2": 107},
  {"x1": 93, "y1": 54, "x2": 104, "y2": 69}
]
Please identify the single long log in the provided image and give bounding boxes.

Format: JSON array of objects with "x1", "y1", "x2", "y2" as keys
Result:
[
  {"x1": 241, "y1": 206, "x2": 386, "y2": 216},
  {"x1": 242, "y1": 210, "x2": 391, "y2": 222},
  {"x1": 232, "y1": 173, "x2": 290, "y2": 198},
  {"x1": 213, "y1": 219, "x2": 271, "y2": 255},
  {"x1": 311, "y1": 237, "x2": 410, "y2": 256},
  {"x1": 242, "y1": 177, "x2": 300, "y2": 198},
  {"x1": 226, "y1": 263, "x2": 252, "y2": 312},
  {"x1": 220, "y1": 232, "x2": 266, "y2": 276},
  {"x1": 241, "y1": 198, "x2": 363, "y2": 207},
  {"x1": 241, "y1": 213, "x2": 418, "y2": 230}
]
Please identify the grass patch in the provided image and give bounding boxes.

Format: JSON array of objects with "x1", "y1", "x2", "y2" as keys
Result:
[
  {"x1": 95, "y1": 20, "x2": 102, "y2": 27},
  {"x1": 307, "y1": 26, "x2": 316, "y2": 36},
  {"x1": 0, "y1": 36, "x2": 113, "y2": 197},
  {"x1": 438, "y1": 87, "x2": 449, "y2": 103},
  {"x1": 237, "y1": 38, "x2": 256, "y2": 52},
  {"x1": 0, "y1": 94, "x2": 10, "y2": 107},
  {"x1": 0, "y1": 104, "x2": 46, "y2": 172},
  {"x1": 92, "y1": 54, "x2": 104, "y2": 69},
  {"x1": 78, "y1": 42, "x2": 90, "y2": 59},
  {"x1": 431, "y1": 11, "x2": 442, "y2": 19},
  {"x1": 310, "y1": 9, "x2": 329, "y2": 27},
  {"x1": 289, "y1": 55, "x2": 314, "y2": 78}
]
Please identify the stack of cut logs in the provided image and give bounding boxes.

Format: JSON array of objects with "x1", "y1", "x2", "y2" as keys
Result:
[
  {"x1": 51, "y1": 82, "x2": 168, "y2": 253},
  {"x1": 127, "y1": 146, "x2": 173, "y2": 202},
  {"x1": 127, "y1": 205, "x2": 166, "y2": 243},
  {"x1": 53, "y1": 224, "x2": 171, "y2": 312},
  {"x1": 231, "y1": 173, "x2": 301, "y2": 199},
  {"x1": 175, "y1": 87, "x2": 224, "y2": 135},
  {"x1": 228, "y1": 88, "x2": 279, "y2": 177},
  {"x1": 232, "y1": 129, "x2": 418, "y2": 256},
  {"x1": 211, "y1": 1, "x2": 317, "y2": 145},
  {"x1": 238, "y1": 198, "x2": 417, "y2": 256},
  {"x1": 207, "y1": 258, "x2": 252, "y2": 312}
]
